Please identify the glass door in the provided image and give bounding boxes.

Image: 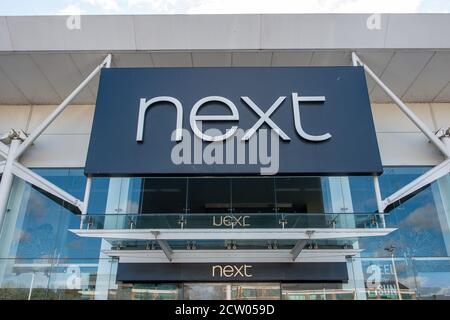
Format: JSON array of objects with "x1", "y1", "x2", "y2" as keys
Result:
[
  {"x1": 113, "y1": 283, "x2": 182, "y2": 300},
  {"x1": 183, "y1": 283, "x2": 229, "y2": 300},
  {"x1": 183, "y1": 283, "x2": 281, "y2": 300},
  {"x1": 232, "y1": 283, "x2": 281, "y2": 300},
  {"x1": 281, "y1": 283, "x2": 355, "y2": 300}
]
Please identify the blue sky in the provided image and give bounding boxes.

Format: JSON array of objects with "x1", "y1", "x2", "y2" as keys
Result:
[{"x1": 0, "y1": 0, "x2": 449, "y2": 16}]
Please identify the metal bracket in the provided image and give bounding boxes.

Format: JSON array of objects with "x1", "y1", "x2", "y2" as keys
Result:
[
  {"x1": 291, "y1": 239, "x2": 308, "y2": 261},
  {"x1": 151, "y1": 231, "x2": 173, "y2": 261},
  {"x1": 291, "y1": 230, "x2": 316, "y2": 261}
]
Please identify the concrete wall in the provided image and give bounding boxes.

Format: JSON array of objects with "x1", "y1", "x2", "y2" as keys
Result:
[
  {"x1": 0, "y1": 103, "x2": 449, "y2": 168},
  {"x1": 372, "y1": 103, "x2": 448, "y2": 166},
  {"x1": 0, "y1": 105, "x2": 93, "y2": 167}
]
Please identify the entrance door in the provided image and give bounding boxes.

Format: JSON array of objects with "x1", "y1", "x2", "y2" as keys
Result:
[
  {"x1": 281, "y1": 283, "x2": 355, "y2": 300},
  {"x1": 183, "y1": 283, "x2": 280, "y2": 300},
  {"x1": 232, "y1": 283, "x2": 281, "y2": 300},
  {"x1": 113, "y1": 283, "x2": 183, "y2": 300}
]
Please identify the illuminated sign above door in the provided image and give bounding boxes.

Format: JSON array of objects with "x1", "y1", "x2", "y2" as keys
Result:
[{"x1": 85, "y1": 67, "x2": 382, "y2": 176}]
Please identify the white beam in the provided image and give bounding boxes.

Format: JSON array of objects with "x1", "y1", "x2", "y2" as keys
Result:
[
  {"x1": 156, "y1": 240, "x2": 173, "y2": 261},
  {"x1": 104, "y1": 54, "x2": 112, "y2": 68},
  {"x1": 0, "y1": 55, "x2": 112, "y2": 227},
  {"x1": 373, "y1": 175, "x2": 386, "y2": 227},
  {"x1": 80, "y1": 175, "x2": 92, "y2": 228},
  {"x1": 69, "y1": 227, "x2": 396, "y2": 241},
  {"x1": 82, "y1": 176, "x2": 92, "y2": 215},
  {"x1": 353, "y1": 52, "x2": 450, "y2": 211},
  {"x1": 102, "y1": 249, "x2": 363, "y2": 263},
  {"x1": 0, "y1": 139, "x2": 20, "y2": 229},
  {"x1": 0, "y1": 161, "x2": 5, "y2": 174},
  {"x1": 0, "y1": 142, "x2": 8, "y2": 159},
  {"x1": 383, "y1": 159, "x2": 450, "y2": 210},
  {"x1": 14, "y1": 54, "x2": 112, "y2": 159},
  {"x1": 352, "y1": 52, "x2": 450, "y2": 159},
  {"x1": 150, "y1": 230, "x2": 173, "y2": 261},
  {"x1": 12, "y1": 161, "x2": 83, "y2": 212},
  {"x1": 291, "y1": 239, "x2": 308, "y2": 261},
  {"x1": 373, "y1": 175, "x2": 384, "y2": 212}
]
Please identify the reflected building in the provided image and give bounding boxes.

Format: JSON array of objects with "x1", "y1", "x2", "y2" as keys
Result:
[{"x1": 1, "y1": 170, "x2": 449, "y2": 299}]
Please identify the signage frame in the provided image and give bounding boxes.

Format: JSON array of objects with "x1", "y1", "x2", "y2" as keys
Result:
[
  {"x1": 116, "y1": 262, "x2": 349, "y2": 283},
  {"x1": 85, "y1": 66, "x2": 382, "y2": 177}
]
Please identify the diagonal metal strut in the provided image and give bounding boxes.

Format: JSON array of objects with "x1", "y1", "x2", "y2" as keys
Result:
[
  {"x1": 352, "y1": 52, "x2": 450, "y2": 212},
  {"x1": 151, "y1": 231, "x2": 173, "y2": 261},
  {"x1": 0, "y1": 54, "x2": 112, "y2": 231}
]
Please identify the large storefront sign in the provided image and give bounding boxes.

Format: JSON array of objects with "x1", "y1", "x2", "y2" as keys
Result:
[
  {"x1": 85, "y1": 67, "x2": 382, "y2": 176},
  {"x1": 116, "y1": 263, "x2": 348, "y2": 282}
]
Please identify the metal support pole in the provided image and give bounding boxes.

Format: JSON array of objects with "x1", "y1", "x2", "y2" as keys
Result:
[
  {"x1": 441, "y1": 131, "x2": 450, "y2": 154},
  {"x1": 352, "y1": 52, "x2": 450, "y2": 159},
  {"x1": 391, "y1": 253, "x2": 402, "y2": 300},
  {"x1": 373, "y1": 176, "x2": 386, "y2": 228},
  {"x1": 80, "y1": 175, "x2": 92, "y2": 229},
  {"x1": 12, "y1": 161, "x2": 83, "y2": 211},
  {"x1": 0, "y1": 55, "x2": 112, "y2": 233},
  {"x1": 0, "y1": 142, "x2": 8, "y2": 159},
  {"x1": 14, "y1": 54, "x2": 112, "y2": 159},
  {"x1": 157, "y1": 240, "x2": 173, "y2": 262},
  {"x1": 27, "y1": 272, "x2": 35, "y2": 300},
  {"x1": 104, "y1": 54, "x2": 112, "y2": 68},
  {"x1": 291, "y1": 239, "x2": 308, "y2": 261},
  {"x1": 385, "y1": 245, "x2": 402, "y2": 300},
  {"x1": 352, "y1": 52, "x2": 358, "y2": 67},
  {"x1": 0, "y1": 139, "x2": 20, "y2": 230},
  {"x1": 151, "y1": 231, "x2": 173, "y2": 261},
  {"x1": 384, "y1": 158, "x2": 450, "y2": 210}
]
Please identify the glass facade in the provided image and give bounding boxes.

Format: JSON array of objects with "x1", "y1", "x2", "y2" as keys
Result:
[{"x1": 0, "y1": 167, "x2": 449, "y2": 299}]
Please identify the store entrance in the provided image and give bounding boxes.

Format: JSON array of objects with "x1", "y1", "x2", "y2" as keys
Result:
[
  {"x1": 183, "y1": 283, "x2": 281, "y2": 300},
  {"x1": 113, "y1": 282, "x2": 281, "y2": 300},
  {"x1": 113, "y1": 282, "x2": 356, "y2": 300}
]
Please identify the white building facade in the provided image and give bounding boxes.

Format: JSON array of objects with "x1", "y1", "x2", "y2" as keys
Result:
[{"x1": 0, "y1": 14, "x2": 450, "y2": 300}]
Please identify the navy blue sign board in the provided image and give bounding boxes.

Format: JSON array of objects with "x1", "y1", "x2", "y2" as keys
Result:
[
  {"x1": 116, "y1": 263, "x2": 349, "y2": 283},
  {"x1": 85, "y1": 67, "x2": 382, "y2": 176}
]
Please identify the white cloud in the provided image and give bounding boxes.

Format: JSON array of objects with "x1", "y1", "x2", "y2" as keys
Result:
[
  {"x1": 332, "y1": 0, "x2": 423, "y2": 13},
  {"x1": 58, "y1": 0, "x2": 432, "y2": 15},
  {"x1": 188, "y1": 0, "x2": 424, "y2": 14},
  {"x1": 83, "y1": 0, "x2": 121, "y2": 12},
  {"x1": 57, "y1": 4, "x2": 84, "y2": 15},
  {"x1": 126, "y1": 0, "x2": 203, "y2": 14}
]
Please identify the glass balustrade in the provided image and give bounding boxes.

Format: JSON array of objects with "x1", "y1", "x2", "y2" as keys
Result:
[{"x1": 77, "y1": 212, "x2": 387, "y2": 230}]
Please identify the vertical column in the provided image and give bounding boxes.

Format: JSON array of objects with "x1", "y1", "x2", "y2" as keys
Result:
[
  {"x1": 432, "y1": 131, "x2": 450, "y2": 256},
  {"x1": 373, "y1": 176, "x2": 386, "y2": 228},
  {"x1": 327, "y1": 177, "x2": 366, "y2": 300},
  {"x1": 0, "y1": 139, "x2": 27, "y2": 293},
  {"x1": 431, "y1": 174, "x2": 450, "y2": 256},
  {"x1": 0, "y1": 179, "x2": 30, "y2": 287},
  {"x1": 0, "y1": 139, "x2": 20, "y2": 232},
  {"x1": 80, "y1": 175, "x2": 92, "y2": 229},
  {"x1": 94, "y1": 178, "x2": 131, "y2": 300}
]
